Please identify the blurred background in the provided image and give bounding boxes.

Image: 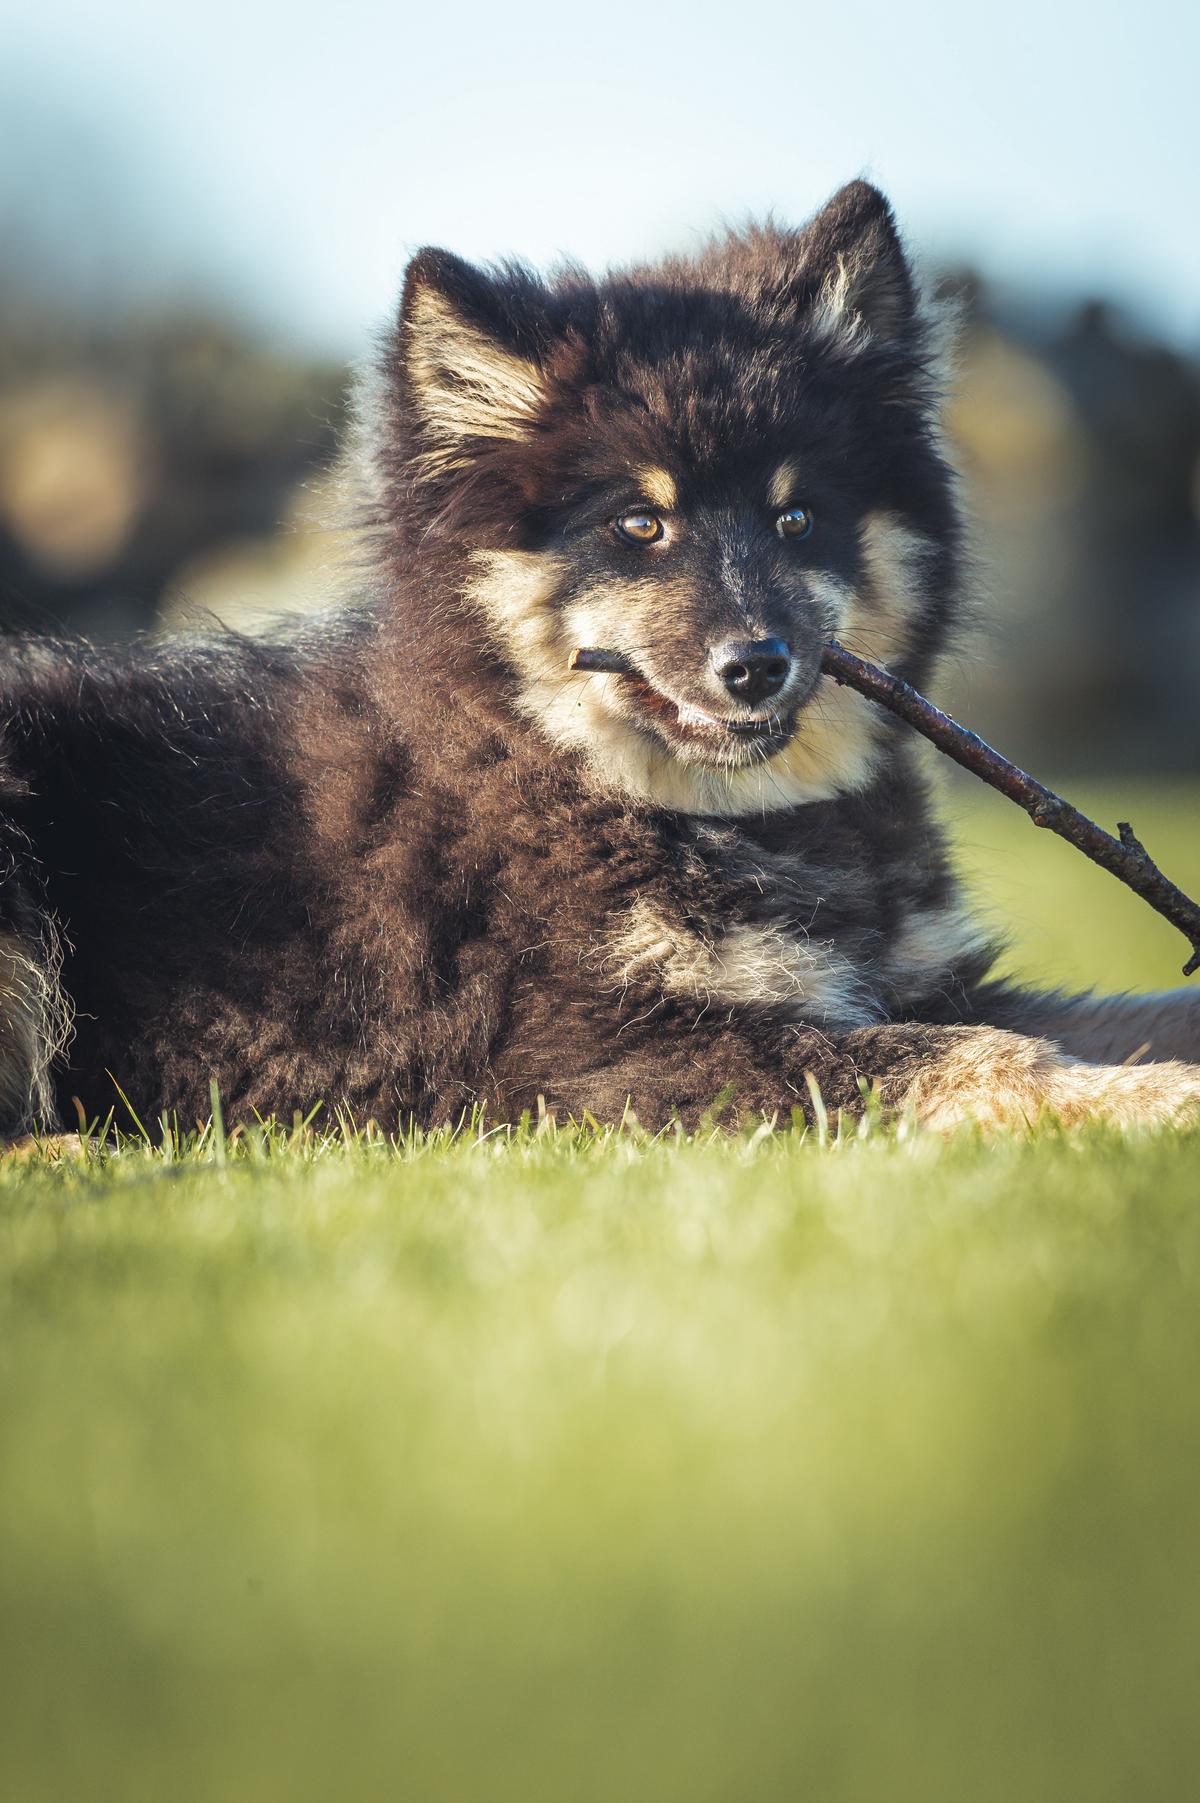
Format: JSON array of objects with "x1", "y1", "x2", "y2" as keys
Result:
[{"x1": 3, "y1": 0, "x2": 1198, "y2": 777}]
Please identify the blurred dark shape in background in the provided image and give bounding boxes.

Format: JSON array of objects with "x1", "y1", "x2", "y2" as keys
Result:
[
  {"x1": 942, "y1": 279, "x2": 1200, "y2": 774},
  {"x1": 0, "y1": 268, "x2": 1197, "y2": 774},
  {"x1": 0, "y1": 291, "x2": 350, "y2": 641}
]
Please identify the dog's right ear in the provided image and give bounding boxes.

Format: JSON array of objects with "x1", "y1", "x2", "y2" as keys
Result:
[{"x1": 398, "y1": 249, "x2": 551, "y2": 481}]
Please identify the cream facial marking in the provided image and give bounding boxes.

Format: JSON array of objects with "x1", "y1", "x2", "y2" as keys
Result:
[
  {"x1": 767, "y1": 460, "x2": 800, "y2": 511},
  {"x1": 634, "y1": 467, "x2": 678, "y2": 512}
]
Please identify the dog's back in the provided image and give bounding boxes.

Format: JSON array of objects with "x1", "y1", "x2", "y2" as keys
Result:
[{"x1": 0, "y1": 626, "x2": 392, "y2": 1128}]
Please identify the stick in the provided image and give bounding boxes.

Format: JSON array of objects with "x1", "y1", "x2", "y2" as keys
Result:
[
  {"x1": 567, "y1": 640, "x2": 1200, "y2": 975},
  {"x1": 818, "y1": 640, "x2": 1200, "y2": 976},
  {"x1": 568, "y1": 647, "x2": 638, "y2": 674}
]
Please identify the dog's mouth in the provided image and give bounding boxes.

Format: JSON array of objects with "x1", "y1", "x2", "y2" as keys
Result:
[
  {"x1": 567, "y1": 648, "x2": 797, "y2": 762},
  {"x1": 618, "y1": 671, "x2": 793, "y2": 753}
]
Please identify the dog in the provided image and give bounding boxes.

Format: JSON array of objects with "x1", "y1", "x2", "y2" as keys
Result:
[{"x1": 0, "y1": 179, "x2": 1197, "y2": 1138}]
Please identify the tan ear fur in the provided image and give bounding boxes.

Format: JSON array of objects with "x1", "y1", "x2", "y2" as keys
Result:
[
  {"x1": 804, "y1": 180, "x2": 917, "y2": 350},
  {"x1": 405, "y1": 284, "x2": 547, "y2": 478}
]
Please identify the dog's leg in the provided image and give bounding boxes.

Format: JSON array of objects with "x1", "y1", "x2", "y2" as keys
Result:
[
  {"x1": 871, "y1": 1022, "x2": 1200, "y2": 1133},
  {"x1": 966, "y1": 982, "x2": 1200, "y2": 1066},
  {"x1": 535, "y1": 1017, "x2": 1200, "y2": 1134}
]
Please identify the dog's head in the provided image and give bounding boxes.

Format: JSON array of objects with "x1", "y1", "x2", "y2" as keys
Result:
[{"x1": 371, "y1": 180, "x2": 961, "y2": 814}]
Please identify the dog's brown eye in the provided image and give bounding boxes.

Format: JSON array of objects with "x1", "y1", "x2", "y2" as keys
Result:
[
  {"x1": 614, "y1": 512, "x2": 664, "y2": 545},
  {"x1": 776, "y1": 506, "x2": 814, "y2": 540}
]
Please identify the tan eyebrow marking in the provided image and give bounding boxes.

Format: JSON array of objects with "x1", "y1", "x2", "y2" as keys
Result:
[
  {"x1": 768, "y1": 459, "x2": 800, "y2": 511},
  {"x1": 635, "y1": 467, "x2": 678, "y2": 511}
]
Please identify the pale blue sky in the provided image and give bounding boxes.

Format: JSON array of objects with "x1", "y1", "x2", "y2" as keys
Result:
[{"x1": 6, "y1": 0, "x2": 1199, "y2": 352}]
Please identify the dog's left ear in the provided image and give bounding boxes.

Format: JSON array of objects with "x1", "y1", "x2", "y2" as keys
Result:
[
  {"x1": 398, "y1": 249, "x2": 550, "y2": 478},
  {"x1": 801, "y1": 180, "x2": 917, "y2": 346}
]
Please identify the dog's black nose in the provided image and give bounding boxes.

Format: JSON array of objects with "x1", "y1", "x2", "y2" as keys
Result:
[{"x1": 713, "y1": 638, "x2": 792, "y2": 706}]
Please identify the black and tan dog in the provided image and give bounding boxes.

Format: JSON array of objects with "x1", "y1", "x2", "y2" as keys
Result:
[{"x1": 1, "y1": 180, "x2": 1197, "y2": 1136}]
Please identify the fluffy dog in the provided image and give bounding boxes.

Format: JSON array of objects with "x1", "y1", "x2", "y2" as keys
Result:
[{"x1": 1, "y1": 180, "x2": 1197, "y2": 1136}]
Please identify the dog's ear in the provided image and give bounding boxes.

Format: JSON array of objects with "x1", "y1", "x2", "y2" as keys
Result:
[
  {"x1": 398, "y1": 249, "x2": 550, "y2": 478},
  {"x1": 800, "y1": 180, "x2": 917, "y2": 347}
]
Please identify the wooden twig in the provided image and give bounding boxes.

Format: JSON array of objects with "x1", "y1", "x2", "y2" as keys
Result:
[
  {"x1": 567, "y1": 640, "x2": 1200, "y2": 976},
  {"x1": 568, "y1": 647, "x2": 638, "y2": 674},
  {"x1": 819, "y1": 640, "x2": 1200, "y2": 977}
]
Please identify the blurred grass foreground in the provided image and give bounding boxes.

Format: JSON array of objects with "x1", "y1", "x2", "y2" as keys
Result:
[{"x1": 1, "y1": 789, "x2": 1199, "y2": 1803}]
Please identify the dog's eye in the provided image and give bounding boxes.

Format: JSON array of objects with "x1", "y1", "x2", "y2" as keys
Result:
[
  {"x1": 614, "y1": 513, "x2": 664, "y2": 546},
  {"x1": 776, "y1": 506, "x2": 814, "y2": 540}
]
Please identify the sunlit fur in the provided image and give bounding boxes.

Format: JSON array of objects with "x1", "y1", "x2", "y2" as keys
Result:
[
  {"x1": 0, "y1": 928, "x2": 70, "y2": 1133},
  {"x1": 903, "y1": 1026, "x2": 1200, "y2": 1133},
  {"x1": 0, "y1": 180, "x2": 1196, "y2": 1137}
]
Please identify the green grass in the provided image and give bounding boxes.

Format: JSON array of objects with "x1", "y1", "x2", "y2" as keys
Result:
[
  {"x1": 949, "y1": 775, "x2": 1200, "y2": 994},
  {"x1": 1, "y1": 784, "x2": 1197, "y2": 1802}
]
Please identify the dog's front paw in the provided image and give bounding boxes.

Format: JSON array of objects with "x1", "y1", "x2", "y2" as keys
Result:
[
  {"x1": 1044, "y1": 1057, "x2": 1200, "y2": 1130},
  {"x1": 906, "y1": 1027, "x2": 1200, "y2": 1132}
]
